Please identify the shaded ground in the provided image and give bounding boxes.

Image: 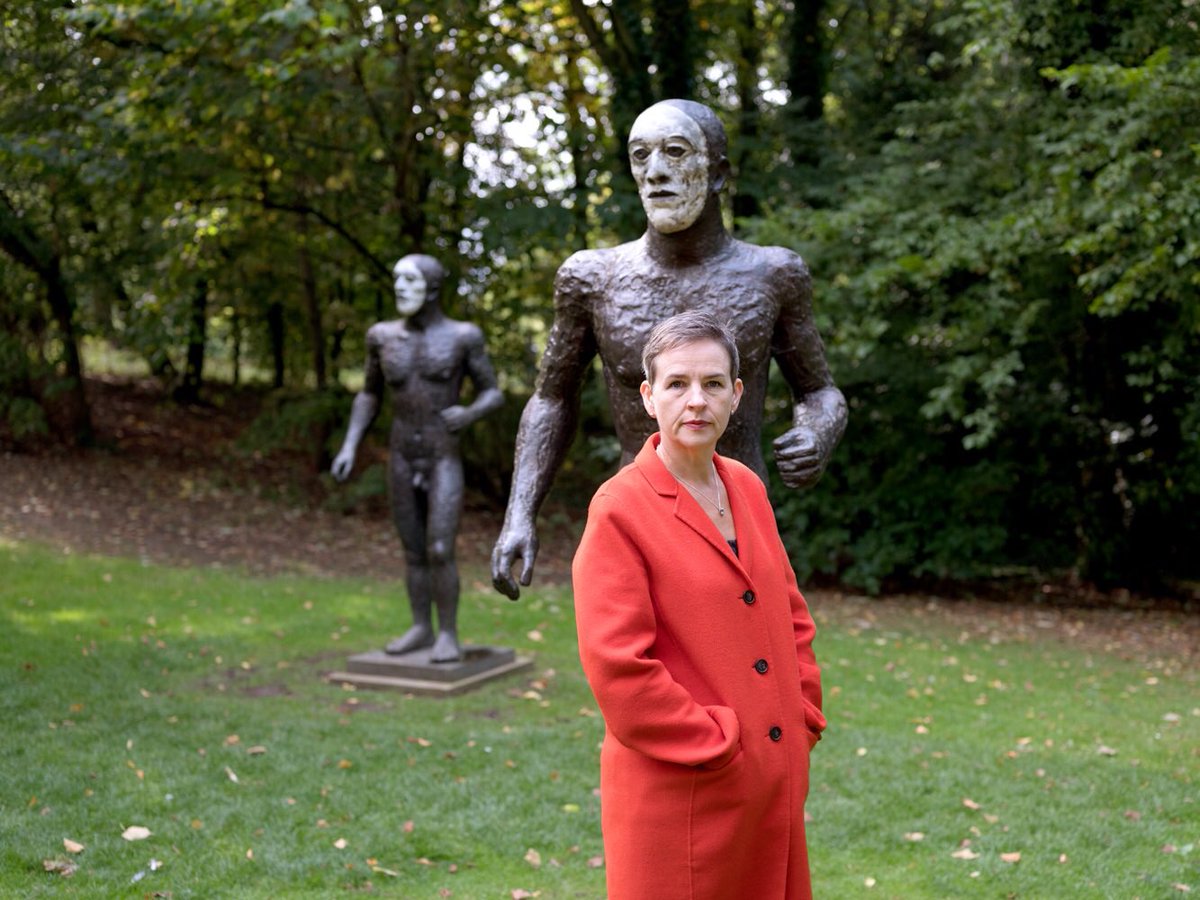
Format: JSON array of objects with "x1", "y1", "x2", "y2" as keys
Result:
[{"x1": 2, "y1": 377, "x2": 1196, "y2": 670}]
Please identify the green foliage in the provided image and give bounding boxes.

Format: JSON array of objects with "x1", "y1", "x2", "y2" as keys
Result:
[
  {"x1": 237, "y1": 387, "x2": 349, "y2": 462},
  {"x1": 3, "y1": 0, "x2": 1198, "y2": 591},
  {"x1": 751, "y1": 0, "x2": 1200, "y2": 592}
]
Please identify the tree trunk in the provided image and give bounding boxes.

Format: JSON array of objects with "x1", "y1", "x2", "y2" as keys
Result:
[
  {"x1": 785, "y1": 0, "x2": 827, "y2": 172},
  {"x1": 0, "y1": 190, "x2": 93, "y2": 444},
  {"x1": 565, "y1": 49, "x2": 592, "y2": 251},
  {"x1": 267, "y1": 301, "x2": 286, "y2": 389},
  {"x1": 652, "y1": 0, "x2": 694, "y2": 100},
  {"x1": 175, "y1": 280, "x2": 208, "y2": 404},
  {"x1": 298, "y1": 232, "x2": 327, "y2": 390},
  {"x1": 733, "y1": 1, "x2": 763, "y2": 223},
  {"x1": 231, "y1": 309, "x2": 242, "y2": 387}
]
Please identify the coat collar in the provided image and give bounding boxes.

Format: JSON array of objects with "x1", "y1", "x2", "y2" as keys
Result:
[{"x1": 633, "y1": 433, "x2": 751, "y2": 571}]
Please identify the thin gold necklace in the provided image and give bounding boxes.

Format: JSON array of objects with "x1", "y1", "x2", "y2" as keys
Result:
[{"x1": 659, "y1": 447, "x2": 726, "y2": 516}]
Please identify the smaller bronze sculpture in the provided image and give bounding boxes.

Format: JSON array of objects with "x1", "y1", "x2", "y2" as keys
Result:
[{"x1": 332, "y1": 254, "x2": 503, "y2": 662}]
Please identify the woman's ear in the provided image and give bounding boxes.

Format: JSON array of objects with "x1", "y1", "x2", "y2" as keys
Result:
[{"x1": 640, "y1": 380, "x2": 656, "y2": 418}]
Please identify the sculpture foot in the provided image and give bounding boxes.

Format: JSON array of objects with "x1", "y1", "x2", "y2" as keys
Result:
[
  {"x1": 429, "y1": 631, "x2": 461, "y2": 663},
  {"x1": 384, "y1": 626, "x2": 435, "y2": 655}
]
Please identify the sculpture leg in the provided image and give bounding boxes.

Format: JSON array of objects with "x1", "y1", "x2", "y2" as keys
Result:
[
  {"x1": 384, "y1": 454, "x2": 436, "y2": 655},
  {"x1": 426, "y1": 455, "x2": 466, "y2": 663}
]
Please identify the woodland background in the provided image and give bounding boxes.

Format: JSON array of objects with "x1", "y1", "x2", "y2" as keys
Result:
[{"x1": 2, "y1": 0, "x2": 1198, "y2": 598}]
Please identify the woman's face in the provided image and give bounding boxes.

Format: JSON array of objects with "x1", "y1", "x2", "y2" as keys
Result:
[
  {"x1": 640, "y1": 339, "x2": 743, "y2": 456},
  {"x1": 393, "y1": 258, "x2": 427, "y2": 317}
]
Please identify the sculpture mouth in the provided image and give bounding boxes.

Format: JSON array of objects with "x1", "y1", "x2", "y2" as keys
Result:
[{"x1": 647, "y1": 190, "x2": 677, "y2": 199}]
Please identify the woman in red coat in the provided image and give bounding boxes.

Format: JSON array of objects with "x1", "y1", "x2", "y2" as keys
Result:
[{"x1": 572, "y1": 310, "x2": 826, "y2": 900}]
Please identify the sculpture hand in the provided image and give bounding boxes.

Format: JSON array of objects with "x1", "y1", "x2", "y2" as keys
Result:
[
  {"x1": 772, "y1": 425, "x2": 827, "y2": 490},
  {"x1": 491, "y1": 524, "x2": 538, "y2": 601},
  {"x1": 439, "y1": 405, "x2": 471, "y2": 433},
  {"x1": 330, "y1": 447, "x2": 355, "y2": 482}
]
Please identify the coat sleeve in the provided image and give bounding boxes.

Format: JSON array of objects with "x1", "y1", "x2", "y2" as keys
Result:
[
  {"x1": 572, "y1": 490, "x2": 742, "y2": 769},
  {"x1": 778, "y1": 530, "x2": 826, "y2": 736}
]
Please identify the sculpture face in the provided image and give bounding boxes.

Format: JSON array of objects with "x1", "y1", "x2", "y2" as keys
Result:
[
  {"x1": 628, "y1": 105, "x2": 710, "y2": 234},
  {"x1": 393, "y1": 258, "x2": 427, "y2": 317}
]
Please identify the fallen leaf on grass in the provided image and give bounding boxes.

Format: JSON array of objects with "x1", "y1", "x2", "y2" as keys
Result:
[
  {"x1": 524, "y1": 848, "x2": 541, "y2": 869},
  {"x1": 333, "y1": 838, "x2": 347, "y2": 850},
  {"x1": 1001, "y1": 852, "x2": 1021, "y2": 863},
  {"x1": 1172, "y1": 885, "x2": 1190, "y2": 893},
  {"x1": 951, "y1": 848, "x2": 980, "y2": 860},
  {"x1": 247, "y1": 745, "x2": 267, "y2": 756},
  {"x1": 903, "y1": 832, "x2": 925, "y2": 842},
  {"x1": 121, "y1": 826, "x2": 152, "y2": 841},
  {"x1": 43, "y1": 858, "x2": 78, "y2": 877},
  {"x1": 1097, "y1": 745, "x2": 1118, "y2": 756},
  {"x1": 403, "y1": 820, "x2": 414, "y2": 833},
  {"x1": 510, "y1": 891, "x2": 541, "y2": 899},
  {"x1": 225, "y1": 766, "x2": 239, "y2": 783},
  {"x1": 370, "y1": 864, "x2": 399, "y2": 877},
  {"x1": 63, "y1": 839, "x2": 85, "y2": 854},
  {"x1": 587, "y1": 856, "x2": 604, "y2": 868},
  {"x1": 962, "y1": 798, "x2": 981, "y2": 810}
]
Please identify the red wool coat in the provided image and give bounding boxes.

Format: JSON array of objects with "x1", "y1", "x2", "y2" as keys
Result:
[{"x1": 572, "y1": 434, "x2": 825, "y2": 900}]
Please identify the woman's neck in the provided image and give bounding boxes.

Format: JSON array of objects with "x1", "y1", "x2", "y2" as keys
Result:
[{"x1": 656, "y1": 441, "x2": 717, "y2": 486}]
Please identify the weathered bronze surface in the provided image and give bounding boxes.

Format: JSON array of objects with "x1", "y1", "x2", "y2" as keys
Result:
[
  {"x1": 333, "y1": 254, "x2": 502, "y2": 661},
  {"x1": 492, "y1": 100, "x2": 847, "y2": 599}
]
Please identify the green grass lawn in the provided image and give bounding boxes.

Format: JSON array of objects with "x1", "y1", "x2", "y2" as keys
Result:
[{"x1": 2, "y1": 539, "x2": 1196, "y2": 898}]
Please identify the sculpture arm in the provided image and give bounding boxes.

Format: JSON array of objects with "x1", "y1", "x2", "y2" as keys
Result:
[
  {"x1": 331, "y1": 329, "x2": 384, "y2": 481},
  {"x1": 491, "y1": 253, "x2": 599, "y2": 599},
  {"x1": 770, "y1": 253, "x2": 848, "y2": 489},
  {"x1": 440, "y1": 325, "x2": 504, "y2": 432}
]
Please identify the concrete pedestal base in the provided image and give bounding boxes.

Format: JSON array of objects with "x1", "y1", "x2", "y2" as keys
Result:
[{"x1": 327, "y1": 645, "x2": 533, "y2": 697}]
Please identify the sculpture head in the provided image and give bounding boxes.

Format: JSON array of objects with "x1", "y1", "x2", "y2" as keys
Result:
[
  {"x1": 628, "y1": 100, "x2": 730, "y2": 234},
  {"x1": 392, "y1": 254, "x2": 446, "y2": 318}
]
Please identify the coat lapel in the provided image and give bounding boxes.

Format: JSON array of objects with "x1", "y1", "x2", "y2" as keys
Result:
[{"x1": 634, "y1": 435, "x2": 749, "y2": 574}]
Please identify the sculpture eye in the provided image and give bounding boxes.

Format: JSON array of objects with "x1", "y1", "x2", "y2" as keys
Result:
[
  {"x1": 665, "y1": 143, "x2": 690, "y2": 158},
  {"x1": 631, "y1": 146, "x2": 649, "y2": 162}
]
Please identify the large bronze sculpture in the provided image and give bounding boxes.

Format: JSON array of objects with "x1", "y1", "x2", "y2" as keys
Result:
[
  {"x1": 333, "y1": 254, "x2": 503, "y2": 662},
  {"x1": 491, "y1": 99, "x2": 847, "y2": 600}
]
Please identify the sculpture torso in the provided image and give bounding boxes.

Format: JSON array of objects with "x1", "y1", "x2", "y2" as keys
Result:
[
  {"x1": 366, "y1": 318, "x2": 480, "y2": 460},
  {"x1": 556, "y1": 234, "x2": 816, "y2": 481}
]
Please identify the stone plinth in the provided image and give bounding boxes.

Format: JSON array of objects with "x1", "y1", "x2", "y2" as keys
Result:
[{"x1": 327, "y1": 645, "x2": 533, "y2": 697}]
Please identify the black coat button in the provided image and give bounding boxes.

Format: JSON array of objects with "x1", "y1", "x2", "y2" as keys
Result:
[
  {"x1": 742, "y1": 590, "x2": 755, "y2": 605},
  {"x1": 754, "y1": 659, "x2": 769, "y2": 674},
  {"x1": 769, "y1": 726, "x2": 783, "y2": 741}
]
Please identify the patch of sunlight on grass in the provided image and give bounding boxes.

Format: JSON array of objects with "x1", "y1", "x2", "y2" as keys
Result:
[{"x1": 47, "y1": 608, "x2": 90, "y2": 624}]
